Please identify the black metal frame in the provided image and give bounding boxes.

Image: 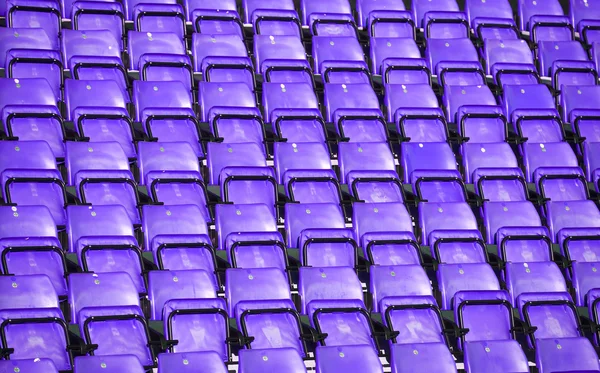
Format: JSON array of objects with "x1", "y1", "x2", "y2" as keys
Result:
[
  {"x1": 4, "y1": 112, "x2": 66, "y2": 141},
  {"x1": 384, "y1": 64, "x2": 431, "y2": 85},
  {"x1": 370, "y1": 16, "x2": 415, "y2": 38},
  {"x1": 195, "y1": 14, "x2": 244, "y2": 35},
  {"x1": 476, "y1": 174, "x2": 529, "y2": 201},
  {"x1": 432, "y1": 237, "x2": 488, "y2": 264},
  {"x1": 312, "y1": 18, "x2": 359, "y2": 39},
  {"x1": 573, "y1": 115, "x2": 600, "y2": 144},
  {"x1": 384, "y1": 303, "x2": 450, "y2": 346},
  {"x1": 73, "y1": 7, "x2": 125, "y2": 39},
  {"x1": 255, "y1": 15, "x2": 302, "y2": 36},
  {"x1": 136, "y1": 10, "x2": 186, "y2": 39},
  {"x1": 274, "y1": 114, "x2": 327, "y2": 142},
  {"x1": 414, "y1": 176, "x2": 468, "y2": 203},
  {"x1": 4, "y1": 177, "x2": 67, "y2": 208},
  {"x1": 458, "y1": 112, "x2": 508, "y2": 143},
  {"x1": 456, "y1": 299, "x2": 515, "y2": 346},
  {"x1": 582, "y1": 24, "x2": 600, "y2": 46},
  {"x1": 8, "y1": 5, "x2": 61, "y2": 34},
  {"x1": 425, "y1": 17, "x2": 469, "y2": 39},
  {"x1": 398, "y1": 113, "x2": 448, "y2": 142},
  {"x1": 239, "y1": 307, "x2": 308, "y2": 354},
  {"x1": 562, "y1": 235, "x2": 600, "y2": 264},
  {"x1": 287, "y1": 176, "x2": 342, "y2": 203},
  {"x1": 312, "y1": 307, "x2": 380, "y2": 350},
  {"x1": 499, "y1": 235, "x2": 553, "y2": 264},
  {"x1": 166, "y1": 307, "x2": 230, "y2": 356},
  {"x1": 8, "y1": 56, "x2": 63, "y2": 87},
  {"x1": 522, "y1": 299, "x2": 582, "y2": 348},
  {"x1": 302, "y1": 237, "x2": 359, "y2": 268},
  {"x1": 350, "y1": 177, "x2": 404, "y2": 202},
  {"x1": 365, "y1": 238, "x2": 422, "y2": 265},
  {"x1": 1, "y1": 245, "x2": 67, "y2": 279}
]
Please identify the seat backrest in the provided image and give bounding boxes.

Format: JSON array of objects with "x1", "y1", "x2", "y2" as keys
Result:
[
  {"x1": 484, "y1": 201, "x2": 542, "y2": 244},
  {"x1": 66, "y1": 205, "x2": 134, "y2": 253},
  {"x1": 316, "y1": 345, "x2": 382, "y2": 373},
  {"x1": 142, "y1": 204, "x2": 210, "y2": 252},
  {"x1": 401, "y1": 142, "x2": 457, "y2": 183},
  {"x1": 127, "y1": 31, "x2": 185, "y2": 70},
  {"x1": 225, "y1": 267, "x2": 291, "y2": 316},
  {"x1": 454, "y1": 290, "x2": 513, "y2": 342},
  {"x1": 323, "y1": 83, "x2": 379, "y2": 123},
  {"x1": 274, "y1": 142, "x2": 331, "y2": 184},
  {"x1": 0, "y1": 205, "x2": 57, "y2": 240},
  {"x1": 284, "y1": 203, "x2": 345, "y2": 248},
  {"x1": 62, "y1": 29, "x2": 122, "y2": 65},
  {"x1": 338, "y1": 142, "x2": 395, "y2": 184},
  {"x1": 0, "y1": 274, "x2": 59, "y2": 310},
  {"x1": 438, "y1": 263, "x2": 500, "y2": 309},
  {"x1": 518, "y1": 292, "x2": 580, "y2": 343},
  {"x1": 503, "y1": 84, "x2": 555, "y2": 120},
  {"x1": 299, "y1": 267, "x2": 363, "y2": 314},
  {"x1": 418, "y1": 202, "x2": 478, "y2": 245},
  {"x1": 239, "y1": 348, "x2": 307, "y2": 373},
  {"x1": 352, "y1": 202, "x2": 413, "y2": 245},
  {"x1": 0, "y1": 28, "x2": 58, "y2": 65},
  {"x1": 133, "y1": 80, "x2": 192, "y2": 118},
  {"x1": 65, "y1": 141, "x2": 129, "y2": 185},
  {"x1": 0, "y1": 78, "x2": 57, "y2": 113},
  {"x1": 137, "y1": 141, "x2": 201, "y2": 186},
  {"x1": 391, "y1": 342, "x2": 457, "y2": 373},
  {"x1": 536, "y1": 337, "x2": 600, "y2": 373},
  {"x1": 369, "y1": 265, "x2": 433, "y2": 312},
  {"x1": 64, "y1": 79, "x2": 127, "y2": 119},
  {"x1": 206, "y1": 142, "x2": 267, "y2": 185},
  {"x1": 215, "y1": 203, "x2": 277, "y2": 250},
  {"x1": 0, "y1": 359, "x2": 58, "y2": 373},
  {"x1": 158, "y1": 351, "x2": 228, "y2": 373},
  {"x1": 518, "y1": 0, "x2": 563, "y2": 31},
  {"x1": 74, "y1": 355, "x2": 145, "y2": 373}
]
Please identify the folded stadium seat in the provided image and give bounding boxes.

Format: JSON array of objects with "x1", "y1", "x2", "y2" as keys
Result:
[
  {"x1": 438, "y1": 261, "x2": 501, "y2": 310},
  {"x1": 285, "y1": 203, "x2": 356, "y2": 267},
  {"x1": 215, "y1": 203, "x2": 278, "y2": 252},
  {"x1": 560, "y1": 85, "x2": 600, "y2": 145},
  {"x1": 274, "y1": 142, "x2": 341, "y2": 204},
  {"x1": 365, "y1": 10, "x2": 415, "y2": 39},
  {"x1": 239, "y1": 348, "x2": 307, "y2": 373},
  {"x1": 62, "y1": 29, "x2": 127, "y2": 99},
  {"x1": 443, "y1": 85, "x2": 497, "y2": 125},
  {"x1": 466, "y1": 0, "x2": 519, "y2": 41},
  {"x1": 63, "y1": 79, "x2": 136, "y2": 159},
  {"x1": 483, "y1": 38, "x2": 537, "y2": 85},
  {"x1": 423, "y1": 11, "x2": 469, "y2": 39},
  {"x1": 248, "y1": 2, "x2": 302, "y2": 37},
  {"x1": 226, "y1": 268, "x2": 308, "y2": 356},
  {"x1": 412, "y1": 0, "x2": 460, "y2": 29},
  {"x1": 546, "y1": 198, "x2": 600, "y2": 243},
  {"x1": 128, "y1": 31, "x2": 192, "y2": 91},
  {"x1": 537, "y1": 40, "x2": 589, "y2": 84},
  {"x1": 517, "y1": 292, "x2": 582, "y2": 348},
  {"x1": 496, "y1": 226, "x2": 553, "y2": 267},
  {"x1": 301, "y1": 0, "x2": 354, "y2": 34},
  {"x1": 473, "y1": 167, "x2": 529, "y2": 202},
  {"x1": 158, "y1": 351, "x2": 228, "y2": 372},
  {"x1": 0, "y1": 359, "x2": 58, "y2": 373},
  {"x1": 192, "y1": 34, "x2": 254, "y2": 91},
  {"x1": 506, "y1": 259, "x2": 569, "y2": 306},
  {"x1": 369, "y1": 264, "x2": 434, "y2": 313},
  {"x1": 253, "y1": 34, "x2": 312, "y2": 85},
  {"x1": 148, "y1": 269, "x2": 216, "y2": 320},
  {"x1": 390, "y1": 342, "x2": 457, "y2": 373},
  {"x1": 0, "y1": 27, "x2": 61, "y2": 103},
  {"x1": 69, "y1": 272, "x2": 154, "y2": 368},
  {"x1": 299, "y1": 266, "x2": 363, "y2": 310},
  {"x1": 536, "y1": 337, "x2": 600, "y2": 373},
  {"x1": 65, "y1": 141, "x2": 140, "y2": 225},
  {"x1": 133, "y1": 81, "x2": 203, "y2": 157},
  {"x1": 137, "y1": 141, "x2": 208, "y2": 206},
  {"x1": 357, "y1": 0, "x2": 407, "y2": 28},
  {"x1": 396, "y1": 107, "x2": 449, "y2": 144},
  {"x1": 0, "y1": 77, "x2": 64, "y2": 158},
  {"x1": 585, "y1": 141, "x2": 600, "y2": 181},
  {"x1": 125, "y1": 0, "x2": 185, "y2": 38},
  {"x1": 385, "y1": 83, "x2": 440, "y2": 124},
  {"x1": 186, "y1": 0, "x2": 242, "y2": 37},
  {"x1": 483, "y1": 199, "x2": 543, "y2": 244},
  {"x1": 518, "y1": 0, "x2": 564, "y2": 33},
  {"x1": 529, "y1": 14, "x2": 574, "y2": 43},
  {"x1": 534, "y1": 166, "x2": 588, "y2": 203},
  {"x1": 400, "y1": 141, "x2": 459, "y2": 184},
  {"x1": 66, "y1": 205, "x2": 145, "y2": 292},
  {"x1": 142, "y1": 204, "x2": 215, "y2": 274},
  {"x1": 0, "y1": 141, "x2": 66, "y2": 226},
  {"x1": 455, "y1": 291, "x2": 530, "y2": 373},
  {"x1": 224, "y1": 231, "x2": 289, "y2": 272},
  {"x1": 73, "y1": 355, "x2": 145, "y2": 373},
  {"x1": 0, "y1": 275, "x2": 72, "y2": 371},
  {"x1": 501, "y1": 83, "x2": 558, "y2": 130},
  {"x1": 70, "y1": 1, "x2": 125, "y2": 49},
  {"x1": 312, "y1": 36, "x2": 370, "y2": 84},
  {"x1": 316, "y1": 345, "x2": 383, "y2": 373},
  {"x1": 429, "y1": 230, "x2": 488, "y2": 265},
  {"x1": 572, "y1": 0, "x2": 600, "y2": 45},
  {"x1": 338, "y1": 142, "x2": 403, "y2": 202},
  {"x1": 375, "y1": 57, "x2": 430, "y2": 86},
  {"x1": 161, "y1": 299, "x2": 229, "y2": 357},
  {"x1": 6, "y1": 0, "x2": 61, "y2": 40},
  {"x1": 0, "y1": 205, "x2": 66, "y2": 296},
  {"x1": 426, "y1": 38, "x2": 483, "y2": 86}
]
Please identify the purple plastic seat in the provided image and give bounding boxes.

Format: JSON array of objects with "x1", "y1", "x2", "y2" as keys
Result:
[
  {"x1": 473, "y1": 168, "x2": 528, "y2": 202},
  {"x1": 0, "y1": 274, "x2": 59, "y2": 311},
  {"x1": 522, "y1": 142, "x2": 578, "y2": 183},
  {"x1": 186, "y1": 0, "x2": 241, "y2": 36},
  {"x1": 534, "y1": 167, "x2": 588, "y2": 203},
  {"x1": 357, "y1": 0, "x2": 406, "y2": 27},
  {"x1": 299, "y1": 267, "x2": 362, "y2": 314},
  {"x1": 369, "y1": 38, "x2": 421, "y2": 76},
  {"x1": 464, "y1": 340, "x2": 529, "y2": 373},
  {"x1": 239, "y1": 348, "x2": 307, "y2": 373},
  {"x1": 547, "y1": 200, "x2": 600, "y2": 242},
  {"x1": 215, "y1": 203, "x2": 277, "y2": 251},
  {"x1": 315, "y1": 345, "x2": 383, "y2": 373},
  {"x1": 536, "y1": 337, "x2": 600, "y2": 373},
  {"x1": 497, "y1": 226, "x2": 553, "y2": 265},
  {"x1": 73, "y1": 355, "x2": 145, "y2": 373},
  {"x1": 192, "y1": 33, "x2": 254, "y2": 90},
  {"x1": 262, "y1": 82, "x2": 318, "y2": 123},
  {"x1": 423, "y1": 11, "x2": 469, "y2": 39},
  {"x1": 71, "y1": 1, "x2": 125, "y2": 49},
  {"x1": 250, "y1": 8, "x2": 301, "y2": 38},
  {"x1": 62, "y1": 29, "x2": 127, "y2": 98},
  {"x1": 137, "y1": 142, "x2": 209, "y2": 215},
  {"x1": 425, "y1": 38, "x2": 480, "y2": 85},
  {"x1": 455, "y1": 105, "x2": 507, "y2": 144},
  {"x1": 133, "y1": 81, "x2": 202, "y2": 156},
  {"x1": 66, "y1": 205, "x2": 145, "y2": 293},
  {"x1": 0, "y1": 140, "x2": 66, "y2": 226},
  {"x1": 312, "y1": 36, "x2": 369, "y2": 84},
  {"x1": 7, "y1": 0, "x2": 61, "y2": 40},
  {"x1": 158, "y1": 351, "x2": 228, "y2": 373},
  {"x1": 466, "y1": 0, "x2": 518, "y2": 40},
  {"x1": 507, "y1": 261, "x2": 568, "y2": 305},
  {"x1": 376, "y1": 57, "x2": 430, "y2": 86},
  {"x1": 390, "y1": 343, "x2": 457, "y2": 373},
  {"x1": 0, "y1": 359, "x2": 58, "y2": 373},
  {"x1": 502, "y1": 82, "x2": 556, "y2": 123},
  {"x1": 438, "y1": 263, "x2": 501, "y2": 309},
  {"x1": 538, "y1": 40, "x2": 588, "y2": 79},
  {"x1": 366, "y1": 9, "x2": 414, "y2": 38},
  {"x1": 400, "y1": 142, "x2": 458, "y2": 184},
  {"x1": 253, "y1": 34, "x2": 312, "y2": 86},
  {"x1": 529, "y1": 14, "x2": 574, "y2": 43},
  {"x1": 225, "y1": 231, "x2": 287, "y2": 272},
  {"x1": 483, "y1": 200, "x2": 542, "y2": 244},
  {"x1": 518, "y1": 0, "x2": 564, "y2": 32},
  {"x1": 148, "y1": 269, "x2": 216, "y2": 320},
  {"x1": 65, "y1": 141, "x2": 139, "y2": 224},
  {"x1": 585, "y1": 142, "x2": 600, "y2": 182},
  {"x1": 369, "y1": 265, "x2": 434, "y2": 313},
  {"x1": 220, "y1": 166, "x2": 277, "y2": 212},
  {"x1": 412, "y1": 0, "x2": 459, "y2": 27},
  {"x1": 483, "y1": 38, "x2": 535, "y2": 78},
  {"x1": 324, "y1": 83, "x2": 380, "y2": 127},
  {"x1": 418, "y1": 202, "x2": 478, "y2": 245},
  {"x1": 142, "y1": 204, "x2": 214, "y2": 275},
  {"x1": 69, "y1": 272, "x2": 153, "y2": 367},
  {"x1": 0, "y1": 78, "x2": 64, "y2": 158},
  {"x1": 301, "y1": 0, "x2": 352, "y2": 27},
  {"x1": 131, "y1": 2, "x2": 185, "y2": 39},
  {"x1": 560, "y1": 85, "x2": 600, "y2": 144},
  {"x1": 443, "y1": 85, "x2": 497, "y2": 125},
  {"x1": 463, "y1": 143, "x2": 519, "y2": 183},
  {"x1": 206, "y1": 142, "x2": 268, "y2": 184},
  {"x1": 162, "y1": 299, "x2": 228, "y2": 357},
  {"x1": 64, "y1": 79, "x2": 135, "y2": 158},
  {"x1": 385, "y1": 83, "x2": 439, "y2": 123}
]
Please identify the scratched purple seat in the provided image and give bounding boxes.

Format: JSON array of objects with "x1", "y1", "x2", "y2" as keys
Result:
[
  {"x1": 400, "y1": 142, "x2": 458, "y2": 184},
  {"x1": 560, "y1": 85, "x2": 600, "y2": 145},
  {"x1": 353, "y1": 202, "x2": 417, "y2": 264},
  {"x1": 0, "y1": 78, "x2": 64, "y2": 158},
  {"x1": 316, "y1": 345, "x2": 382, "y2": 373},
  {"x1": 299, "y1": 266, "x2": 363, "y2": 314},
  {"x1": 483, "y1": 200, "x2": 542, "y2": 244},
  {"x1": 425, "y1": 38, "x2": 481, "y2": 86},
  {"x1": 62, "y1": 29, "x2": 127, "y2": 98},
  {"x1": 73, "y1": 355, "x2": 145, "y2": 373},
  {"x1": 338, "y1": 142, "x2": 402, "y2": 202},
  {"x1": 137, "y1": 142, "x2": 209, "y2": 214},
  {"x1": 369, "y1": 264, "x2": 434, "y2": 313},
  {"x1": 186, "y1": 0, "x2": 241, "y2": 36},
  {"x1": 369, "y1": 37, "x2": 420, "y2": 76},
  {"x1": 158, "y1": 352, "x2": 228, "y2": 372},
  {"x1": 538, "y1": 40, "x2": 588, "y2": 80},
  {"x1": 0, "y1": 141, "x2": 66, "y2": 226},
  {"x1": 133, "y1": 81, "x2": 202, "y2": 157},
  {"x1": 438, "y1": 262, "x2": 501, "y2": 310},
  {"x1": 66, "y1": 205, "x2": 144, "y2": 292},
  {"x1": 142, "y1": 204, "x2": 214, "y2": 275},
  {"x1": 483, "y1": 38, "x2": 535, "y2": 79},
  {"x1": 253, "y1": 34, "x2": 312, "y2": 85},
  {"x1": 390, "y1": 342, "x2": 457, "y2": 373},
  {"x1": 70, "y1": 1, "x2": 125, "y2": 49},
  {"x1": 239, "y1": 348, "x2": 307, "y2": 373},
  {"x1": 518, "y1": 0, "x2": 564, "y2": 32},
  {"x1": 0, "y1": 205, "x2": 66, "y2": 296},
  {"x1": 0, "y1": 359, "x2": 58, "y2": 373},
  {"x1": 161, "y1": 299, "x2": 228, "y2": 358},
  {"x1": 148, "y1": 269, "x2": 216, "y2": 321},
  {"x1": 466, "y1": 0, "x2": 518, "y2": 40},
  {"x1": 64, "y1": 79, "x2": 135, "y2": 158},
  {"x1": 192, "y1": 34, "x2": 254, "y2": 90},
  {"x1": 536, "y1": 337, "x2": 600, "y2": 373},
  {"x1": 69, "y1": 272, "x2": 154, "y2": 368},
  {"x1": 215, "y1": 203, "x2": 277, "y2": 251},
  {"x1": 0, "y1": 275, "x2": 63, "y2": 369},
  {"x1": 128, "y1": 31, "x2": 191, "y2": 89},
  {"x1": 7, "y1": 0, "x2": 61, "y2": 40},
  {"x1": 66, "y1": 141, "x2": 139, "y2": 224},
  {"x1": 517, "y1": 292, "x2": 581, "y2": 348},
  {"x1": 312, "y1": 36, "x2": 369, "y2": 84}
]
